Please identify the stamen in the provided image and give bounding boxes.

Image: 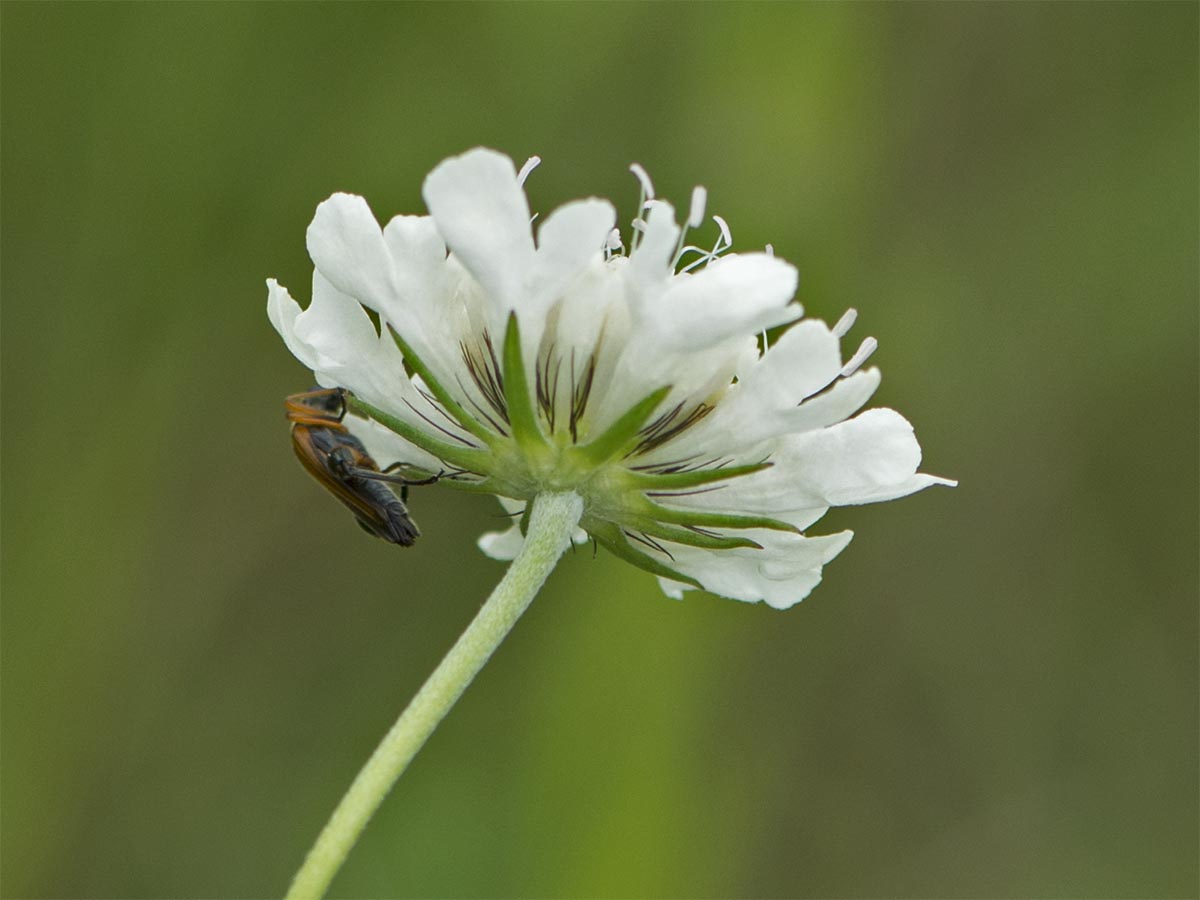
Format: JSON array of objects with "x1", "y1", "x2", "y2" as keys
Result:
[
  {"x1": 840, "y1": 336, "x2": 878, "y2": 377},
  {"x1": 764, "y1": 243, "x2": 774, "y2": 257},
  {"x1": 833, "y1": 308, "x2": 857, "y2": 338},
  {"x1": 629, "y1": 163, "x2": 654, "y2": 254},
  {"x1": 679, "y1": 214, "x2": 734, "y2": 274},
  {"x1": 631, "y1": 218, "x2": 648, "y2": 233},
  {"x1": 712, "y1": 215, "x2": 732, "y2": 249},
  {"x1": 676, "y1": 214, "x2": 729, "y2": 271},
  {"x1": 674, "y1": 245, "x2": 709, "y2": 265},
  {"x1": 629, "y1": 163, "x2": 655, "y2": 200},
  {"x1": 605, "y1": 228, "x2": 623, "y2": 251},
  {"x1": 671, "y1": 189, "x2": 708, "y2": 269},
  {"x1": 687, "y1": 186, "x2": 707, "y2": 228},
  {"x1": 517, "y1": 155, "x2": 541, "y2": 186}
]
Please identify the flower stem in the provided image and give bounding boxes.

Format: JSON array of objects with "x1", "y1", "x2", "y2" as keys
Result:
[{"x1": 285, "y1": 491, "x2": 584, "y2": 899}]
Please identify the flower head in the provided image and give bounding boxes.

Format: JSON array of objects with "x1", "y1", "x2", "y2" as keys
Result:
[{"x1": 268, "y1": 148, "x2": 953, "y2": 609}]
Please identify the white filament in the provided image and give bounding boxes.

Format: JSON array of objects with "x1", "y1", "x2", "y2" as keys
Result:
[
  {"x1": 629, "y1": 163, "x2": 655, "y2": 200},
  {"x1": 517, "y1": 156, "x2": 541, "y2": 186}
]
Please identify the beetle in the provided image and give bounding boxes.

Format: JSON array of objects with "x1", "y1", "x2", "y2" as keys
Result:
[{"x1": 285, "y1": 387, "x2": 439, "y2": 546}]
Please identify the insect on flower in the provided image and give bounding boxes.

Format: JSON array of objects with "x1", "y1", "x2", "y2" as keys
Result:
[{"x1": 285, "y1": 387, "x2": 440, "y2": 546}]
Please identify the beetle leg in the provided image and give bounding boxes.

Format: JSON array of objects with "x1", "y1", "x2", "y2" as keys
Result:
[{"x1": 344, "y1": 466, "x2": 444, "y2": 487}]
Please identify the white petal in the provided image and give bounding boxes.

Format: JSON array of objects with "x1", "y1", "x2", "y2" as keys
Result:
[
  {"x1": 294, "y1": 270, "x2": 387, "y2": 366},
  {"x1": 306, "y1": 194, "x2": 398, "y2": 311},
  {"x1": 341, "y1": 413, "x2": 444, "y2": 474},
  {"x1": 648, "y1": 254, "x2": 799, "y2": 352},
  {"x1": 663, "y1": 320, "x2": 846, "y2": 456},
  {"x1": 422, "y1": 148, "x2": 535, "y2": 316},
  {"x1": 738, "y1": 319, "x2": 842, "y2": 401},
  {"x1": 656, "y1": 401, "x2": 949, "y2": 528},
  {"x1": 478, "y1": 523, "x2": 525, "y2": 561},
  {"x1": 628, "y1": 201, "x2": 679, "y2": 286},
  {"x1": 534, "y1": 198, "x2": 616, "y2": 310},
  {"x1": 379, "y1": 213, "x2": 465, "y2": 377},
  {"x1": 266, "y1": 279, "x2": 311, "y2": 367},
  {"x1": 277, "y1": 271, "x2": 473, "y2": 446},
  {"x1": 495, "y1": 496, "x2": 526, "y2": 515},
  {"x1": 656, "y1": 577, "x2": 688, "y2": 600},
  {"x1": 522, "y1": 198, "x2": 618, "y2": 367},
  {"x1": 772, "y1": 408, "x2": 944, "y2": 508},
  {"x1": 552, "y1": 257, "x2": 628, "y2": 357},
  {"x1": 585, "y1": 330, "x2": 750, "y2": 441},
  {"x1": 655, "y1": 530, "x2": 854, "y2": 609},
  {"x1": 476, "y1": 495, "x2": 589, "y2": 561},
  {"x1": 780, "y1": 368, "x2": 882, "y2": 434},
  {"x1": 674, "y1": 367, "x2": 883, "y2": 461},
  {"x1": 834, "y1": 472, "x2": 958, "y2": 505},
  {"x1": 381, "y1": 214, "x2": 447, "y2": 306},
  {"x1": 269, "y1": 273, "x2": 392, "y2": 397},
  {"x1": 653, "y1": 474, "x2": 831, "y2": 534},
  {"x1": 476, "y1": 497, "x2": 525, "y2": 559},
  {"x1": 305, "y1": 197, "x2": 452, "y2": 385},
  {"x1": 292, "y1": 271, "x2": 405, "y2": 406}
]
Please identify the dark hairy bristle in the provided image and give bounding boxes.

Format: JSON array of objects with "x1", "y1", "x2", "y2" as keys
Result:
[{"x1": 627, "y1": 401, "x2": 714, "y2": 457}]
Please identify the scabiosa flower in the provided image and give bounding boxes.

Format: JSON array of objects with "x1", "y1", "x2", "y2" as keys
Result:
[
  {"x1": 272, "y1": 149, "x2": 956, "y2": 897},
  {"x1": 268, "y1": 148, "x2": 952, "y2": 610}
]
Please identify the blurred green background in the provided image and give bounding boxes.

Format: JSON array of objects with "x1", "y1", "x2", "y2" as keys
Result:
[{"x1": 2, "y1": 3, "x2": 1196, "y2": 898}]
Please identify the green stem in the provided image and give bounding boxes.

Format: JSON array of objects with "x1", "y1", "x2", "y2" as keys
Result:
[{"x1": 285, "y1": 491, "x2": 584, "y2": 899}]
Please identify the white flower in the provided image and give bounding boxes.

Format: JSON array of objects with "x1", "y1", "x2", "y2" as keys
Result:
[{"x1": 268, "y1": 148, "x2": 954, "y2": 609}]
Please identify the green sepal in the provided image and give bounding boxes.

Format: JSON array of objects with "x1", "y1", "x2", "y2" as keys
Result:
[
  {"x1": 388, "y1": 327, "x2": 498, "y2": 447},
  {"x1": 625, "y1": 518, "x2": 763, "y2": 551},
  {"x1": 587, "y1": 519, "x2": 703, "y2": 589},
  {"x1": 501, "y1": 313, "x2": 549, "y2": 454},
  {"x1": 572, "y1": 385, "x2": 671, "y2": 467},
  {"x1": 626, "y1": 460, "x2": 773, "y2": 491},
  {"x1": 347, "y1": 396, "x2": 491, "y2": 474},
  {"x1": 640, "y1": 498, "x2": 800, "y2": 534},
  {"x1": 428, "y1": 476, "x2": 510, "y2": 496}
]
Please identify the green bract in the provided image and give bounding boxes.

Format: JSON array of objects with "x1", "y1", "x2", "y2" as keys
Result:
[{"x1": 349, "y1": 315, "x2": 798, "y2": 588}]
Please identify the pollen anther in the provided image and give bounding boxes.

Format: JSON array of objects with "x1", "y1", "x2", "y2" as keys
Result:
[
  {"x1": 840, "y1": 336, "x2": 878, "y2": 377},
  {"x1": 833, "y1": 308, "x2": 858, "y2": 338}
]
